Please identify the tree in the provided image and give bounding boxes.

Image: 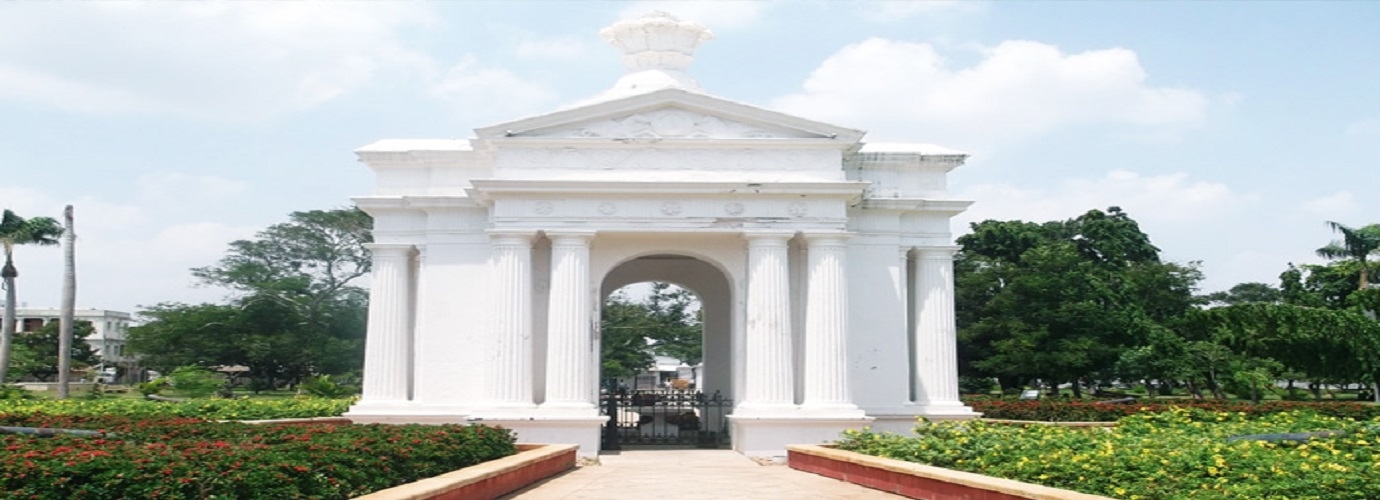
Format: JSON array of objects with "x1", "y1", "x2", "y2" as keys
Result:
[
  {"x1": 1206, "y1": 302, "x2": 1380, "y2": 402},
  {"x1": 600, "y1": 292, "x2": 657, "y2": 381},
  {"x1": 192, "y1": 207, "x2": 372, "y2": 334},
  {"x1": 1204, "y1": 282, "x2": 1282, "y2": 307},
  {"x1": 1316, "y1": 221, "x2": 1380, "y2": 290},
  {"x1": 0, "y1": 209, "x2": 63, "y2": 384},
  {"x1": 128, "y1": 294, "x2": 367, "y2": 390},
  {"x1": 10, "y1": 320, "x2": 96, "y2": 382},
  {"x1": 58, "y1": 205, "x2": 76, "y2": 398},
  {"x1": 128, "y1": 207, "x2": 373, "y2": 389},
  {"x1": 955, "y1": 207, "x2": 1202, "y2": 396},
  {"x1": 599, "y1": 283, "x2": 703, "y2": 385}
]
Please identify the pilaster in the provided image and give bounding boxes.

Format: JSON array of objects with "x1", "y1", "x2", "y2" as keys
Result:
[
  {"x1": 360, "y1": 243, "x2": 416, "y2": 403},
  {"x1": 913, "y1": 246, "x2": 962, "y2": 406},
  {"x1": 541, "y1": 231, "x2": 597, "y2": 411},
  {"x1": 801, "y1": 232, "x2": 861, "y2": 414},
  {"x1": 487, "y1": 230, "x2": 537, "y2": 408},
  {"x1": 739, "y1": 231, "x2": 796, "y2": 412}
]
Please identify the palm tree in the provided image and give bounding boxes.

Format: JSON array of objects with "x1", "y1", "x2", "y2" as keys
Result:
[
  {"x1": 1316, "y1": 221, "x2": 1380, "y2": 291},
  {"x1": 0, "y1": 209, "x2": 64, "y2": 384}
]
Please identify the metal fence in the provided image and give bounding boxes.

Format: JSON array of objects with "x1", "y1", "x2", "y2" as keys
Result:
[{"x1": 600, "y1": 389, "x2": 732, "y2": 449}]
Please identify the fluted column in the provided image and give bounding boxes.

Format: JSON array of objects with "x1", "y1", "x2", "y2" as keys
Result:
[
  {"x1": 361, "y1": 243, "x2": 415, "y2": 402},
  {"x1": 802, "y1": 233, "x2": 858, "y2": 410},
  {"x1": 488, "y1": 230, "x2": 536, "y2": 408},
  {"x1": 740, "y1": 231, "x2": 795, "y2": 411},
  {"x1": 913, "y1": 246, "x2": 962, "y2": 405},
  {"x1": 542, "y1": 231, "x2": 596, "y2": 410}
]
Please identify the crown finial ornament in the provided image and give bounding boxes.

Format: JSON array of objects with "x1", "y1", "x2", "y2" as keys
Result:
[{"x1": 597, "y1": 12, "x2": 714, "y2": 99}]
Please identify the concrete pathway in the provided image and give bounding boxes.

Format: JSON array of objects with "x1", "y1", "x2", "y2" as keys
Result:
[{"x1": 502, "y1": 449, "x2": 901, "y2": 500}]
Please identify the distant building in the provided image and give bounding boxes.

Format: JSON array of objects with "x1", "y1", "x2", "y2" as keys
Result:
[{"x1": 7, "y1": 307, "x2": 132, "y2": 363}]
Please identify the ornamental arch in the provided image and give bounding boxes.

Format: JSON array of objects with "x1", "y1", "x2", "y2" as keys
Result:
[{"x1": 345, "y1": 12, "x2": 977, "y2": 457}]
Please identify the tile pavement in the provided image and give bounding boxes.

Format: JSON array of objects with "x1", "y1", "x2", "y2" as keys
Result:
[{"x1": 501, "y1": 448, "x2": 902, "y2": 499}]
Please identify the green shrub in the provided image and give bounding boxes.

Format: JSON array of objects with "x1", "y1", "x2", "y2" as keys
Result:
[
  {"x1": 137, "y1": 378, "x2": 169, "y2": 397},
  {"x1": 299, "y1": 375, "x2": 356, "y2": 399},
  {"x1": 0, "y1": 383, "x2": 36, "y2": 400},
  {"x1": 168, "y1": 366, "x2": 225, "y2": 398}
]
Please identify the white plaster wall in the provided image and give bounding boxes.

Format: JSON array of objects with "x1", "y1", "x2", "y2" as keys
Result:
[{"x1": 846, "y1": 212, "x2": 914, "y2": 412}]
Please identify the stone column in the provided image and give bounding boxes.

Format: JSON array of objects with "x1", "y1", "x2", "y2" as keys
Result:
[
  {"x1": 542, "y1": 231, "x2": 596, "y2": 410},
  {"x1": 802, "y1": 233, "x2": 858, "y2": 410},
  {"x1": 488, "y1": 230, "x2": 536, "y2": 408},
  {"x1": 913, "y1": 246, "x2": 962, "y2": 405},
  {"x1": 361, "y1": 243, "x2": 415, "y2": 403},
  {"x1": 740, "y1": 231, "x2": 795, "y2": 411}
]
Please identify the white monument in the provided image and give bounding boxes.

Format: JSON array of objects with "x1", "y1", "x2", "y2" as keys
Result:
[{"x1": 344, "y1": 12, "x2": 978, "y2": 457}]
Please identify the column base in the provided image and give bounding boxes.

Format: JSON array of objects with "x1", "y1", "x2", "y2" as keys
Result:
[
  {"x1": 468, "y1": 414, "x2": 608, "y2": 458},
  {"x1": 344, "y1": 401, "x2": 471, "y2": 424},
  {"x1": 864, "y1": 403, "x2": 982, "y2": 434},
  {"x1": 728, "y1": 414, "x2": 875, "y2": 458}
]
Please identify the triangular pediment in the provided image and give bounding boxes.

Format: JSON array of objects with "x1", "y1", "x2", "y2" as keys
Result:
[{"x1": 474, "y1": 89, "x2": 865, "y2": 144}]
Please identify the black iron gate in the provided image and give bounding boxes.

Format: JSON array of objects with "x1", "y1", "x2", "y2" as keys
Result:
[{"x1": 600, "y1": 389, "x2": 732, "y2": 449}]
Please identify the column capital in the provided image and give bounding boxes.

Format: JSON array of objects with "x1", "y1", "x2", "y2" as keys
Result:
[
  {"x1": 488, "y1": 229, "x2": 537, "y2": 245},
  {"x1": 742, "y1": 230, "x2": 794, "y2": 246},
  {"x1": 914, "y1": 245, "x2": 962, "y2": 260},
  {"x1": 802, "y1": 231, "x2": 853, "y2": 245},
  {"x1": 544, "y1": 230, "x2": 597, "y2": 244},
  {"x1": 366, "y1": 243, "x2": 416, "y2": 257}
]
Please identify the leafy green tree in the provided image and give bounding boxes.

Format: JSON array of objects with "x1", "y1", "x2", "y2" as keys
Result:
[
  {"x1": 129, "y1": 207, "x2": 372, "y2": 389},
  {"x1": 0, "y1": 209, "x2": 63, "y2": 384},
  {"x1": 956, "y1": 207, "x2": 1202, "y2": 396},
  {"x1": 11, "y1": 320, "x2": 97, "y2": 382},
  {"x1": 1205, "y1": 282, "x2": 1283, "y2": 306},
  {"x1": 1316, "y1": 221, "x2": 1380, "y2": 290},
  {"x1": 600, "y1": 292, "x2": 657, "y2": 381},
  {"x1": 600, "y1": 283, "x2": 702, "y2": 384},
  {"x1": 192, "y1": 208, "x2": 372, "y2": 334},
  {"x1": 1206, "y1": 303, "x2": 1380, "y2": 402}
]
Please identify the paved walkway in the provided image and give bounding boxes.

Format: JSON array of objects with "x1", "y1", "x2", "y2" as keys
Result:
[{"x1": 502, "y1": 449, "x2": 901, "y2": 500}]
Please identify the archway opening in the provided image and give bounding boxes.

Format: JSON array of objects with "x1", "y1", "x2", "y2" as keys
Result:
[
  {"x1": 601, "y1": 282, "x2": 703, "y2": 392},
  {"x1": 598, "y1": 254, "x2": 734, "y2": 448}
]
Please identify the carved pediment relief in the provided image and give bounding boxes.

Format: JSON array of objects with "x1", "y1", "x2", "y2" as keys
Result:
[{"x1": 524, "y1": 108, "x2": 817, "y2": 140}]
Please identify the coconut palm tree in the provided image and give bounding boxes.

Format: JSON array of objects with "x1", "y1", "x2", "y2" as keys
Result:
[
  {"x1": 1316, "y1": 221, "x2": 1380, "y2": 291},
  {"x1": 0, "y1": 209, "x2": 64, "y2": 384}
]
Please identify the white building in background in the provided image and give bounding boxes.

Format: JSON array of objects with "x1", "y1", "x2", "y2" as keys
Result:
[
  {"x1": 10, "y1": 308, "x2": 132, "y2": 363},
  {"x1": 345, "y1": 12, "x2": 978, "y2": 457}
]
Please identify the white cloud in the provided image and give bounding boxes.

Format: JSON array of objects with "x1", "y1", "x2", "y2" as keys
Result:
[
  {"x1": 955, "y1": 170, "x2": 1251, "y2": 230},
  {"x1": 430, "y1": 55, "x2": 559, "y2": 125},
  {"x1": 617, "y1": 1, "x2": 771, "y2": 31},
  {"x1": 0, "y1": 2, "x2": 436, "y2": 120},
  {"x1": 1300, "y1": 191, "x2": 1360, "y2": 218},
  {"x1": 773, "y1": 38, "x2": 1209, "y2": 145}
]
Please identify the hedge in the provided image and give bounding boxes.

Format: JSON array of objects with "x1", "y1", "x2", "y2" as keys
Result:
[
  {"x1": 0, "y1": 397, "x2": 352, "y2": 421},
  {"x1": 967, "y1": 398, "x2": 1380, "y2": 422},
  {"x1": 0, "y1": 414, "x2": 516, "y2": 499},
  {"x1": 839, "y1": 408, "x2": 1380, "y2": 499}
]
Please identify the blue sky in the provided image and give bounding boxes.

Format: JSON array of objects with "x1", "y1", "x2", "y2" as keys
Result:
[{"x1": 1, "y1": 1, "x2": 1376, "y2": 315}]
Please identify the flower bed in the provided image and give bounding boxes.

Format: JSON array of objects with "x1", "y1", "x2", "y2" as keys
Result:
[
  {"x1": 0, "y1": 414, "x2": 516, "y2": 499},
  {"x1": 967, "y1": 397, "x2": 1380, "y2": 422},
  {"x1": 0, "y1": 397, "x2": 353, "y2": 421},
  {"x1": 837, "y1": 408, "x2": 1380, "y2": 499}
]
